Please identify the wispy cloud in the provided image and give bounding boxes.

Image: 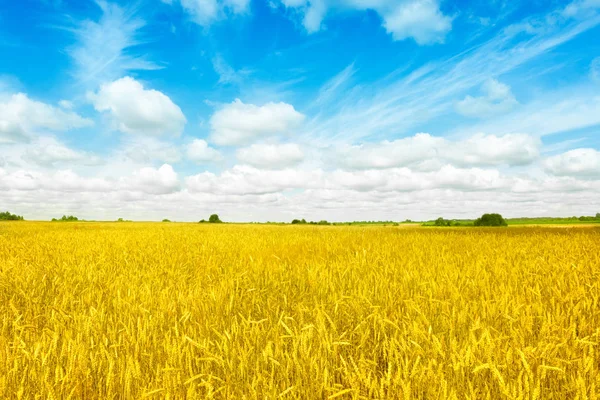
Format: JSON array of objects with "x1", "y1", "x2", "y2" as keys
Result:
[
  {"x1": 65, "y1": 0, "x2": 162, "y2": 88},
  {"x1": 303, "y1": 6, "x2": 600, "y2": 145}
]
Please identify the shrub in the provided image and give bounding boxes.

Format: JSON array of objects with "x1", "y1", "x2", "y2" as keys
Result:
[
  {"x1": 0, "y1": 211, "x2": 24, "y2": 221},
  {"x1": 209, "y1": 214, "x2": 222, "y2": 223},
  {"x1": 199, "y1": 219, "x2": 207, "y2": 223},
  {"x1": 474, "y1": 213, "x2": 507, "y2": 227}
]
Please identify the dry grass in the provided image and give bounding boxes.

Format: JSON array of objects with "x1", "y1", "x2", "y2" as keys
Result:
[{"x1": 1, "y1": 222, "x2": 599, "y2": 399}]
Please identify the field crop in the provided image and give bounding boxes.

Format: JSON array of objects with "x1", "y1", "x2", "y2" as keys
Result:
[{"x1": 1, "y1": 222, "x2": 599, "y2": 399}]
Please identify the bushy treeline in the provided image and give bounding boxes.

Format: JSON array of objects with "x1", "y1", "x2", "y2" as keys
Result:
[
  {"x1": 52, "y1": 215, "x2": 79, "y2": 222},
  {"x1": 292, "y1": 219, "x2": 331, "y2": 225},
  {"x1": 0, "y1": 211, "x2": 24, "y2": 221},
  {"x1": 199, "y1": 214, "x2": 222, "y2": 223},
  {"x1": 474, "y1": 213, "x2": 507, "y2": 227},
  {"x1": 426, "y1": 213, "x2": 508, "y2": 227}
]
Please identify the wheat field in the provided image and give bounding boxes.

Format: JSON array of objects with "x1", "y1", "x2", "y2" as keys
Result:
[{"x1": 0, "y1": 222, "x2": 599, "y2": 399}]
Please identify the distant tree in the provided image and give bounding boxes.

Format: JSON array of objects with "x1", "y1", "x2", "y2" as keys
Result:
[
  {"x1": 0, "y1": 211, "x2": 24, "y2": 221},
  {"x1": 434, "y1": 217, "x2": 452, "y2": 227},
  {"x1": 117, "y1": 218, "x2": 124, "y2": 222},
  {"x1": 199, "y1": 219, "x2": 207, "y2": 223},
  {"x1": 291, "y1": 219, "x2": 301, "y2": 224},
  {"x1": 596, "y1": 213, "x2": 600, "y2": 219},
  {"x1": 474, "y1": 213, "x2": 507, "y2": 227},
  {"x1": 162, "y1": 219, "x2": 171, "y2": 222},
  {"x1": 209, "y1": 214, "x2": 222, "y2": 223},
  {"x1": 317, "y1": 220, "x2": 330, "y2": 225},
  {"x1": 54, "y1": 215, "x2": 78, "y2": 222}
]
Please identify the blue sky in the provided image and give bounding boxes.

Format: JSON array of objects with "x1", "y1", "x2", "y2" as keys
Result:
[{"x1": 1, "y1": 0, "x2": 599, "y2": 221}]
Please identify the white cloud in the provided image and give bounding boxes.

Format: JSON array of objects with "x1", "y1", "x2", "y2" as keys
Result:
[
  {"x1": 544, "y1": 148, "x2": 600, "y2": 179},
  {"x1": 118, "y1": 137, "x2": 182, "y2": 164},
  {"x1": 456, "y1": 79, "x2": 518, "y2": 118},
  {"x1": 236, "y1": 143, "x2": 304, "y2": 168},
  {"x1": 0, "y1": 93, "x2": 93, "y2": 143},
  {"x1": 445, "y1": 133, "x2": 540, "y2": 167},
  {"x1": 2, "y1": 160, "x2": 599, "y2": 221},
  {"x1": 335, "y1": 133, "x2": 540, "y2": 169},
  {"x1": 187, "y1": 139, "x2": 223, "y2": 163},
  {"x1": 89, "y1": 77, "x2": 186, "y2": 137},
  {"x1": 58, "y1": 100, "x2": 74, "y2": 110},
  {"x1": 382, "y1": 0, "x2": 453, "y2": 44},
  {"x1": 0, "y1": 163, "x2": 181, "y2": 196},
  {"x1": 170, "y1": 0, "x2": 250, "y2": 26},
  {"x1": 67, "y1": 1, "x2": 161, "y2": 87},
  {"x1": 277, "y1": 0, "x2": 452, "y2": 44},
  {"x1": 0, "y1": 168, "x2": 111, "y2": 192},
  {"x1": 22, "y1": 137, "x2": 103, "y2": 167},
  {"x1": 123, "y1": 164, "x2": 180, "y2": 194},
  {"x1": 209, "y1": 99, "x2": 305, "y2": 146},
  {"x1": 186, "y1": 165, "x2": 322, "y2": 195}
]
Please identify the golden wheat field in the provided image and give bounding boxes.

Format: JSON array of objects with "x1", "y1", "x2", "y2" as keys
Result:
[{"x1": 0, "y1": 222, "x2": 599, "y2": 399}]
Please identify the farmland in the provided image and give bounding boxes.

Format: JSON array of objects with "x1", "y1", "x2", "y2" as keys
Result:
[{"x1": 1, "y1": 222, "x2": 599, "y2": 398}]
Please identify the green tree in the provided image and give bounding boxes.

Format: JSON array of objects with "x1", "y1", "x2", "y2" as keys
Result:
[
  {"x1": 0, "y1": 211, "x2": 24, "y2": 221},
  {"x1": 209, "y1": 214, "x2": 222, "y2": 223},
  {"x1": 474, "y1": 213, "x2": 507, "y2": 227},
  {"x1": 596, "y1": 213, "x2": 600, "y2": 219},
  {"x1": 434, "y1": 217, "x2": 452, "y2": 227},
  {"x1": 55, "y1": 215, "x2": 79, "y2": 222},
  {"x1": 162, "y1": 219, "x2": 171, "y2": 222}
]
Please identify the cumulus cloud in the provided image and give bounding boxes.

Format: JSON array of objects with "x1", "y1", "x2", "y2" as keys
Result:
[
  {"x1": 455, "y1": 79, "x2": 518, "y2": 118},
  {"x1": 0, "y1": 168, "x2": 111, "y2": 192},
  {"x1": 236, "y1": 143, "x2": 304, "y2": 168},
  {"x1": 0, "y1": 163, "x2": 182, "y2": 195},
  {"x1": 120, "y1": 164, "x2": 181, "y2": 195},
  {"x1": 277, "y1": 0, "x2": 452, "y2": 44},
  {"x1": 335, "y1": 133, "x2": 540, "y2": 170},
  {"x1": 445, "y1": 133, "x2": 540, "y2": 167},
  {"x1": 183, "y1": 163, "x2": 514, "y2": 196},
  {"x1": 0, "y1": 93, "x2": 93, "y2": 143},
  {"x1": 186, "y1": 165, "x2": 322, "y2": 195},
  {"x1": 118, "y1": 137, "x2": 182, "y2": 164},
  {"x1": 22, "y1": 137, "x2": 103, "y2": 167},
  {"x1": 209, "y1": 99, "x2": 305, "y2": 146},
  {"x1": 544, "y1": 148, "x2": 600, "y2": 179},
  {"x1": 187, "y1": 139, "x2": 223, "y2": 163},
  {"x1": 89, "y1": 77, "x2": 186, "y2": 137}
]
